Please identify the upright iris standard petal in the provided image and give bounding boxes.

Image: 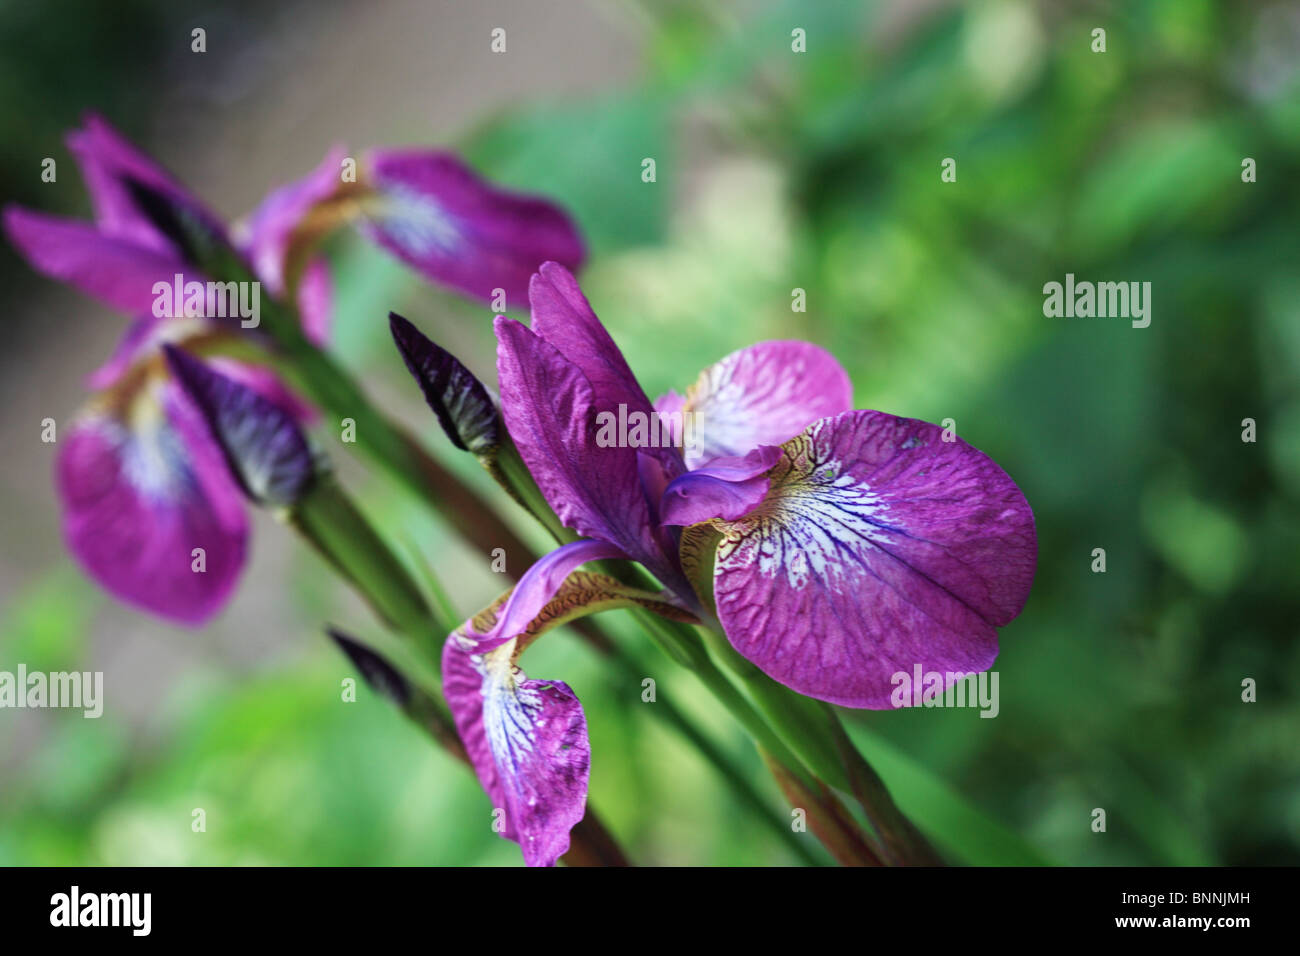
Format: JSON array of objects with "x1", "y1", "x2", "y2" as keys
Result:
[
  {"x1": 56, "y1": 390, "x2": 248, "y2": 625},
  {"x1": 681, "y1": 340, "x2": 853, "y2": 469},
  {"x1": 495, "y1": 317, "x2": 686, "y2": 593},
  {"x1": 528, "y1": 263, "x2": 651, "y2": 419},
  {"x1": 357, "y1": 151, "x2": 585, "y2": 306},
  {"x1": 164, "y1": 346, "x2": 317, "y2": 508},
  {"x1": 66, "y1": 113, "x2": 227, "y2": 254},
  {"x1": 660, "y1": 446, "x2": 782, "y2": 526},
  {"x1": 2, "y1": 207, "x2": 181, "y2": 316},
  {"x1": 705, "y1": 411, "x2": 1037, "y2": 709},
  {"x1": 389, "y1": 313, "x2": 500, "y2": 455},
  {"x1": 530, "y1": 263, "x2": 685, "y2": 483}
]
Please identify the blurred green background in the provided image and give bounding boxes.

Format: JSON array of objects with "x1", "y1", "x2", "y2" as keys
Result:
[{"x1": 2, "y1": 0, "x2": 1298, "y2": 865}]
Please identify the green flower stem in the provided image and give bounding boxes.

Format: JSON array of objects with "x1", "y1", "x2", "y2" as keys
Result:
[
  {"x1": 694, "y1": 616, "x2": 941, "y2": 865},
  {"x1": 599, "y1": 637, "x2": 823, "y2": 865},
  {"x1": 759, "y1": 748, "x2": 884, "y2": 866},
  {"x1": 627, "y1": 608, "x2": 818, "y2": 790},
  {"x1": 291, "y1": 476, "x2": 444, "y2": 661}
]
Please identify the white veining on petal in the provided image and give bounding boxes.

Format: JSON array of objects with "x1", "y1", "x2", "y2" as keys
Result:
[
  {"x1": 684, "y1": 347, "x2": 817, "y2": 468},
  {"x1": 368, "y1": 184, "x2": 461, "y2": 257},
  {"x1": 471, "y1": 637, "x2": 544, "y2": 778},
  {"x1": 715, "y1": 420, "x2": 894, "y2": 593},
  {"x1": 103, "y1": 392, "x2": 196, "y2": 502}
]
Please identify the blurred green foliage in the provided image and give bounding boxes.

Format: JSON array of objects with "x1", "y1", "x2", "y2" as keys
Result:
[{"x1": 2, "y1": 0, "x2": 1298, "y2": 865}]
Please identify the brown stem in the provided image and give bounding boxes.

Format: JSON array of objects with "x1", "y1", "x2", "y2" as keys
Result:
[
  {"x1": 830, "y1": 724, "x2": 945, "y2": 866},
  {"x1": 761, "y1": 750, "x2": 882, "y2": 866}
]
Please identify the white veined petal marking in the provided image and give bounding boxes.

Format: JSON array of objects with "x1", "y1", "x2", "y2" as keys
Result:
[
  {"x1": 472, "y1": 638, "x2": 545, "y2": 782},
  {"x1": 683, "y1": 346, "x2": 825, "y2": 468},
  {"x1": 714, "y1": 422, "x2": 894, "y2": 593},
  {"x1": 116, "y1": 402, "x2": 197, "y2": 503},
  {"x1": 368, "y1": 184, "x2": 461, "y2": 258}
]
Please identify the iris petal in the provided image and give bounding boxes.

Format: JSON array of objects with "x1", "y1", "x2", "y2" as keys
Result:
[
  {"x1": 3, "y1": 207, "x2": 183, "y2": 316},
  {"x1": 682, "y1": 340, "x2": 853, "y2": 469},
  {"x1": 468, "y1": 539, "x2": 628, "y2": 648},
  {"x1": 496, "y1": 317, "x2": 688, "y2": 595},
  {"x1": 660, "y1": 446, "x2": 782, "y2": 526},
  {"x1": 359, "y1": 151, "x2": 585, "y2": 306},
  {"x1": 444, "y1": 565, "x2": 694, "y2": 866},
  {"x1": 67, "y1": 113, "x2": 227, "y2": 254},
  {"x1": 56, "y1": 386, "x2": 248, "y2": 625},
  {"x1": 239, "y1": 146, "x2": 347, "y2": 294},
  {"x1": 705, "y1": 411, "x2": 1036, "y2": 708},
  {"x1": 530, "y1": 263, "x2": 685, "y2": 484},
  {"x1": 443, "y1": 632, "x2": 589, "y2": 867}
]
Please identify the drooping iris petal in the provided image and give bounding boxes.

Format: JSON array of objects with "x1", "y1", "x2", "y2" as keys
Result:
[
  {"x1": 681, "y1": 340, "x2": 853, "y2": 470},
  {"x1": 56, "y1": 388, "x2": 248, "y2": 625},
  {"x1": 496, "y1": 317, "x2": 686, "y2": 593},
  {"x1": 660, "y1": 446, "x2": 782, "y2": 526},
  {"x1": 164, "y1": 347, "x2": 316, "y2": 508},
  {"x1": 443, "y1": 632, "x2": 589, "y2": 867},
  {"x1": 467, "y1": 539, "x2": 628, "y2": 647},
  {"x1": 67, "y1": 113, "x2": 225, "y2": 255},
  {"x1": 390, "y1": 313, "x2": 499, "y2": 455},
  {"x1": 444, "y1": 568, "x2": 694, "y2": 867},
  {"x1": 3, "y1": 207, "x2": 181, "y2": 316},
  {"x1": 705, "y1": 411, "x2": 1036, "y2": 709},
  {"x1": 358, "y1": 151, "x2": 585, "y2": 306}
]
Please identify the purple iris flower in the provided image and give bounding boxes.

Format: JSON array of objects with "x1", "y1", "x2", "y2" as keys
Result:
[
  {"x1": 4, "y1": 116, "x2": 584, "y2": 624},
  {"x1": 235, "y1": 141, "x2": 585, "y2": 309},
  {"x1": 4, "y1": 116, "x2": 325, "y2": 624},
  {"x1": 442, "y1": 262, "x2": 1036, "y2": 864}
]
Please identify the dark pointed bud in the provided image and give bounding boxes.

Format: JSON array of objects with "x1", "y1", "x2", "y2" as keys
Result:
[
  {"x1": 122, "y1": 176, "x2": 244, "y2": 279},
  {"x1": 164, "y1": 346, "x2": 316, "y2": 507},
  {"x1": 326, "y1": 627, "x2": 411, "y2": 707},
  {"x1": 389, "y1": 312, "x2": 500, "y2": 455}
]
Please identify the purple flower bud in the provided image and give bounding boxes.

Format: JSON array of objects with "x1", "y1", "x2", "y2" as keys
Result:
[
  {"x1": 389, "y1": 312, "x2": 500, "y2": 455},
  {"x1": 164, "y1": 346, "x2": 316, "y2": 508}
]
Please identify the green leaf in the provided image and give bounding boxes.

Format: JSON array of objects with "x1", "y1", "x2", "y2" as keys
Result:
[{"x1": 845, "y1": 725, "x2": 1055, "y2": 866}]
